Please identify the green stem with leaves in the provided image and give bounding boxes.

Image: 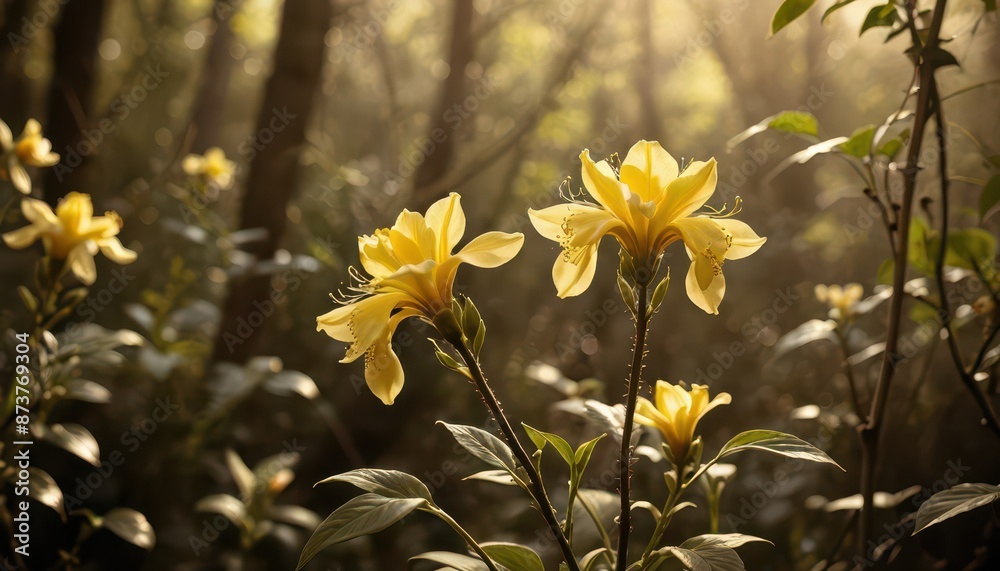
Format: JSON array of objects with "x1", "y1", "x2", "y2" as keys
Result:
[
  {"x1": 451, "y1": 338, "x2": 581, "y2": 571},
  {"x1": 430, "y1": 507, "x2": 501, "y2": 571}
]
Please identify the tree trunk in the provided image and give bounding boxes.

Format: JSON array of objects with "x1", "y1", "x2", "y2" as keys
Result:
[
  {"x1": 188, "y1": 0, "x2": 236, "y2": 153},
  {"x1": 43, "y1": 0, "x2": 106, "y2": 205},
  {"x1": 411, "y1": 0, "x2": 476, "y2": 199},
  {"x1": 211, "y1": 0, "x2": 332, "y2": 363},
  {"x1": 0, "y1": 0, "x2": 31, "y2": 127}
]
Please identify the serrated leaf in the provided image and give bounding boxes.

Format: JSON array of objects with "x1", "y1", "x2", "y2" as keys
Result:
[
  {"x1": 438, "y1": 422, "x2": 520, "y2": 476},
  {"x1": 318, "y1": 468, "x2": 434, "y2": 502},
  {"x1": 298, "y1": 494, "x2": 426, "y2": 569},
  {"x1": 913, "y1": 483, "x2": 1000, "y2": 534},
  {"x1": 102, "y1": 508, "x2": 156, "y2": 550},
  {"x1": 768, "y1": 111, "x2": 819, "y2": 137},
  {"x1": 839, "y1": 125, "x2": 876, "y2": 158},
  {"x1": 482, "y1": 543, "x2": 543, "y2": 571},
  {"x1": 717, "y1": 430, "x2": 844, "y2": 470},
  {"x1": 771, "y1": 0, "x2": 817, "y2": 35}
]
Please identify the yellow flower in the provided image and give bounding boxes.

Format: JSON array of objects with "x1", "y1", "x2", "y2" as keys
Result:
[
  {"x1": 635, "y1": 380, "x2": 731, "y2": 461},
  {"x1": 182, "y1": 147, "x2": 237, "y2": 189},
  {"x1": 2, "y1": 192, "x2": 137, "y2": 285},
  {"x1": 317, "y1": 193, "x2": 523, "y2": 405},
  {"x1": 0, "y1": 118, "x2": 60, "y2": 194},
  {"x1": 814, "y1": 283, "x2": 863, "y2": 321},
  {"x1": 528, "y1": 140, "x2": 765, "y2": 314}
]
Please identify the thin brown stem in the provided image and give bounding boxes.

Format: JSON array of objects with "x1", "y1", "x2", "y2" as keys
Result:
[
  {"x1": 616, "y1": 279, "x2": 650, "y2": 571},
  {"x1": 857, "y1": 0, "x2": 949, "y2": 561},
  {"x1": 452, "y1": 340, "x2": 581, "y2": 571}
]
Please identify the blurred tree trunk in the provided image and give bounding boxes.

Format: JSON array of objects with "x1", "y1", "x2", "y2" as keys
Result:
[
  {"x1": 187, "y1": 0, "x2": 236, "y2": 153},
  {"x1": 635, "y1": 0, "x2": 663, "y2": 143},
  {"x1": 411, "y1": 0, "x2": 476, "y2": 203},
  {"x1": 43, "y1": 0, "x2": 105, "y2": 205},
  {"x1": 211, "y1": 0, "x2": 332, "y2": 363},
  {"x1": 0, "y1": 0, "x2": 30, "y2": 127}
]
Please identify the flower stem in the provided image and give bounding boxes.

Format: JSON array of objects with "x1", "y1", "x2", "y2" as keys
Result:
[
  {"x1": 452, "y1": 339, "x2": 581, "y2": 571},
  {"x1": 639, "y1": 466, "x2": 681, "y2": 564},
  {"x1": 431, "y1": 507, "x2": 501, "y2": 571},
  {"x1": 617, "y1": 279, "x2": 650, "y2": 571}
]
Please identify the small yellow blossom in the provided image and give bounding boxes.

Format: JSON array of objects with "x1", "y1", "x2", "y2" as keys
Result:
[
  {"x1": 635, "y1": 380, "x2": 731, "y2": 461},
  {"x1": 814, "y1": 283, "x2": 863, "y2": 321},
  {"x1": 529, "y1": 140, "x2": 765, "y2": 314},
  {"x1": 182, "y1": 147, "x2": 237, "y2": 189},
  {"x1": 0, "y1": 118, "x2": 60, "y2": 194},
  {"x1": 2, "y1": 192, "x2": 137, "y2": 284},
  {"x1": 317, "y1": 193, "x2": 523, "y2": 405}
]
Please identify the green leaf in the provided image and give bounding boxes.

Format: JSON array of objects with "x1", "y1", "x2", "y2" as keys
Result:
[
  {"x1": 482, "y1": 543, "x2": 544, "y2": 571},
  {"x1": 876, "y1": 137, "x2": 905, "y2": 159},
  {"x1": 62, "y1": 379, "x2": 113, "y2": 404},
  {"x1": 839, "y1": 125, "x2": 876, "y2": 158},
  {"x1": 766, "y1": 137, "x2": 850, "y2": 182},
  {"x1": 317, "y1": 468, "x2": 434, "y2": 502},
  {"x1": 877, "y1": 258, "x2": 895, "y2": 285},
  {"x1": 298, "y1": 494, "x2": 426, "y2": 569},
  {"x1": 908, "y1": 217, "x2": 939, "y2": 275},
  {"x1": 409, "y1": 551, "x2": 489, "y2": 570},
  {"x1": 680, "y1": 534, "x2": 773, "y2": 550},
  {"x1": 463, "y1": 470, "x2": 519, "y2": 486},
  {"x1": 768, "y1": 111, "x2": 819, "y2": 137},
  {"x1": 860, "y1": 3, "x2": 897, "y2": 35},
  {"x1": 822, "y1": 0, "x2": 858, "y2": 22},
  {"x1": 102, "y1": 508, "x2": 156, "y2": 550},
  {"x1": 522, "y1": 423, "x2": 575, "y2": 467},
  {"x1": 717, "y1": 430, "x2": 844, "y2": 470},
  {"x1": 771, "y1": 319, "x2": 837, "y2": 359},
  {"x1": 979, "y1": 175, "x2": 1000, "y2": 219},
  {"x1": 662, "y1": 546, "x2": 740, "y2": 571},
  {"x1": 574, "y1": 434, "x2": 606, "y2": 473},
  {"x1": 438, "y1": 422, "x2": 520, "y2": 475},
  {"x1": 650, "y1": 270, "x2": 671, "y2": 313},
  {"x1": 945, "y1": 228, "x2": 997, "y2": 270},
  {"x1": 922, "y1": 46, "x2": 960, "y2": 71},
  {"x1": 195, "y1": 494, "x2": 249, "y2": 530},
  {"x1": 913, "y1": 483, "x2": 1000, "y2": 534},
  {"x1": 35, "y1": 423, "x2": 101, "y2": 467},
  {"x1": 771, "y1": 0, "x2": 817, "y2": 35},
  {"x1": 16, "y1": 285, "x2": 37, "y2": 313},
  {"x1": 226, "y1": 449, "x2": 257, "y2": 501},
  {"x1": 580, "y1": 548, "x2": 611, "y2": 571},
  {"x1": 30, "y1": 468, "x2": 66, "y2": 521}
]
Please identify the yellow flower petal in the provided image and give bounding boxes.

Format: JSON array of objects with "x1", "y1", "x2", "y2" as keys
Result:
[
  {"x1": 21, "y1": 197, "x2": 58, "y2": 227},
  {"x1": 552, "y1": 244, "x2": 598, "y2": 298},
  {"x1": 721, "y1": 219, "x2": 766, "y2": 260},
  {"x1": 2, "y1": 225, "x2": 41, "y2": 249},
  {"x1": 57, "y1": 192, "x2": 93, "y2": 231},
  {"x1": 424, "y1": 192, "x2": 465, "y2": 260},
  {"x1": 452, "y1": 231, "x2": 523, "y2": 268},
  {"x1": 365, "y1": 326, "x2": 405, "y2": 405},
  {"x1": 685, "y1": 259, "x2": 726, "y2": 315},
  {"x1": 9, "y1": 163, "x2": 30, "y2": 194},
  {"x1": 67, "y1": 244, "x2": 97, "y2": 285},
  {"x1": 656, "y1": 159, "x2": 718, "y2": 222},
  {"x1": 580, "y1": 149, "x2": 632, "y2": 224},
  {"x1": 671, "y1": 217, "x2": 729, "y2": 290},
  {"x1": 99, "y1": 238, "x2": 137, "y2": 264},
  {"x1": 620, "y1": 140, "x2": 679, "y2": 203}
]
